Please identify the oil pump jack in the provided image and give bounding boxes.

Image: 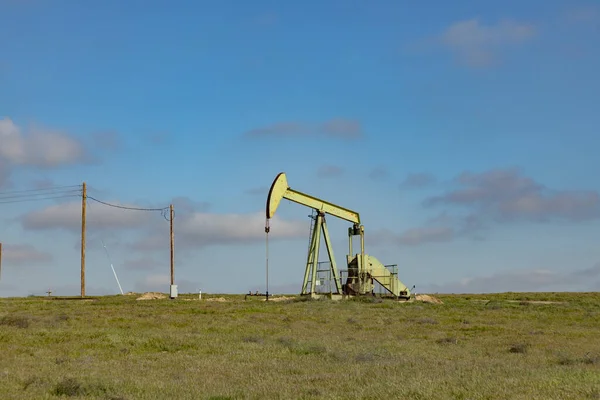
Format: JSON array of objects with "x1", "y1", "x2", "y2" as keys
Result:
[{"x1": 266, "y1": 172, "x2": 412, "y2": 300}]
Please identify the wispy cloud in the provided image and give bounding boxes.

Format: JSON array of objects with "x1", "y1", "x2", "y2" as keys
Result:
[
  {"x1": 317, "y1": 165, "x2": 344, "y2": 178},
  {"x1": 91, "y1": 131, "x2": 122, "y2": 151},
  {"x1": 369, "y1": 212, "x2": 482, "y2": 247},
  {"x1": 320, "y1": 119, "x2": 362, "y2": 139},
  {"x1": 19, "y1": 197, "x2": 306, "y2": 251},
  {"x1": 424, "y1": 167, "x2": 600, "y2": 223},
  {"x1": 133, "y1": 274, "x2": 200, "y2": 294},
  {"x1": 375, "y1": 167, "x2": 599, "y2": 247},
  {"x1": 0, "y1": 117, "x2": 117, "y2": 188},
  {"x1": 438, "y1": 18, "x2": 537, "y2": 67},
  {"x1": 20, "y1": 200, "x2": 153, "y2": 232},
  {"x1": 2, "y1": 244, "x2": 53, "y2": 266},
  {"x1": 0, "y1": 158, "x2": 11, "y2": 188},
  {"x1": 0, "y1": 118, "x2": 91, "y2": 168},
  {"x1": 400, "y1": 173, "x2": 436, "y2": 189},
  {"x1": 145, "y1": 132, "x2": 171, "y2": 146},
  {"x1": 425, "y1": 263, "x2": 600, "y2": 293},
  {"x1": 123, "y1": 257, "x2": 165, "y2": 271},
  {"x1": 368, "y1": 166, "x2": 390, "y2": 181},
  {"x1": 244, "y1": 118, "x2": 363, "y2": 140},
  {"x1": 30, "y1": 178, "x2": 56, "y2": 190},
  {"x1": 244, "y1": 186, "x2": 268, "y2": 196}
]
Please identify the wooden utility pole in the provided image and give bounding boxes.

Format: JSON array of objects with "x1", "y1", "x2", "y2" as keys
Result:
[
  {"x1": 0, "y1": 242, "x2": 3, "y2": 281},
  {"x1": 81, "y1": 182, "x2": 87, "y2": 297},
  {"x1": 170, "y1": 204, "x2": 174, "y2": 286}
]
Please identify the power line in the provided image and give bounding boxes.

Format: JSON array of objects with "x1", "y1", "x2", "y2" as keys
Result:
[
  {"x1": 87, "y1": 196, "x2": 168, "y2": 212},
  {"x1": 87, "y1": 196, "x2": 173, "y2": 222},
  {"x1": 0, "y1": 184, "x2": 82, "y2": 196},
  {"x1": 0, "y1": 194, "x2": 80, "y2": 204},
  {"x1": 0, "y1": 188, "x2": 81, "y2": 201},
  {"x1": 0, "y1": 184, "x2": 173, "y2": 220}
]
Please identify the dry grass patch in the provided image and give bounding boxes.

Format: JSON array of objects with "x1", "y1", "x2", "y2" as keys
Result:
[{"x1": 0, "y1": 292, "x2": 598, "y2": 399}]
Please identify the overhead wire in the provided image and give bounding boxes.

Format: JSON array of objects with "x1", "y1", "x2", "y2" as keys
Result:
[
  {"x1": 0, "y1": 183, "x2": 173, "y2": 220},
  {"x1": 0, "y1": 194, "x2": 80, "y2": 204},
  {"x1": 0, "y1": 184, "x2": 82, "y2": 196},
  {"x1": 86, "y1": 195, "x2": 173, "y2": 221},
  {"x1": 0, "y1": 189, "x2": 82, "y2": 201},
  {"x1": 0, "y1": 184, "x2": 83, "y2": 204}
]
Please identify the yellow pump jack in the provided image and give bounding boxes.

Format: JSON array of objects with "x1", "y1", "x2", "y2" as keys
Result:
[{"x1": 266, "y1": 172, "x2": 412, "y2": 300}]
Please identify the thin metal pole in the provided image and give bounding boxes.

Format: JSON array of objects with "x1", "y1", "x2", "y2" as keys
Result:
[
  {"x1": 170, "y1": 204, "x2": 174, "y2": 286},
  {"x1": 265, "y1": 219, "x2": 270, "y2": 301},
  {"x1": 81, "y1": 182, "x2": 87, "y2": 297},
  {"x1": 0, "y1": 242, "x2": 3, "y2": 281}
]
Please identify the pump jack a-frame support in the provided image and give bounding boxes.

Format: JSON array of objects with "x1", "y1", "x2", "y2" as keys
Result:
[{"x1": 302, "y1": 211, "x2": 342, "y2": 295}]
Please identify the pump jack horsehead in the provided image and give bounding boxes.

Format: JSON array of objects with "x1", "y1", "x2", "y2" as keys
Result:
[{"x1": 266, "y1": 172, "x2": 412, "y2": 300}]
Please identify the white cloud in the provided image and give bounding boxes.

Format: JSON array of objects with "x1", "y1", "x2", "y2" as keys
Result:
[
  {"x1": 0, "y1": 118, "x2": 89, "y2": 167},
  {"x1": 439, "y1": 18, "x2": 536, "y2": 67},
  {"x1": 178, "y1": 211, "x2": 306, "y2": 246},
  {"x1": 425, "y1": 263, "x2": 600, "y2": 293},
  {"x1": 31, "y1": 283, "x2": 114, "y2": 297},
  {"x1": 130, "y1": 211, "x2": 306, "y2": 252},
  {"x1": 368, "y1": 212, "x2": 480, "y2": 247},
  {"x1": 398, "y1": 226, "x2": 455, "y2": 246},
  {"x1": 424, "y1": 167, "x2": 600, "y2": 222},
  {"x1": 122, "y1": 257, "x2": 165, "y2": 271},
  {"x1": 20, "y1": 200, "x2": 152, "y2": 231},
  {"x1": 2, "y1": 244, "x2": 53, "y2": 266},
  {"x1": 0, "y1": 157, "x2": 11, "y2": 188},
  {"x1": 371, "y1": 168, "x2": 599, "y2": 247},
  {"x1": 133, "y1": 274, "x2": 200, "y2": 293},
  {"x1": 20, "y1": 199, "x2": 307, "y2": 248}
]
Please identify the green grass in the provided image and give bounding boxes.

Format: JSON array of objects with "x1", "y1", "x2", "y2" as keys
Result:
[{"x1": 0, "y1": 292, "x2": 599, "y2": 399}]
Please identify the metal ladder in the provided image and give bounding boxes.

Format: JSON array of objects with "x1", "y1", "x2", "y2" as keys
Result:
[
  {"x1": 304, "y1": 209, "x2": 317, "y2": 291},
  {"x1": 307, "y1": 209, "x2": 317, "y2": 252}
]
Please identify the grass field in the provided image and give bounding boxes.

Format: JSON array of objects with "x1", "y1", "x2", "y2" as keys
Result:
[{"x1": 0, "y1": 292, "x2": 599, "y2": 400}]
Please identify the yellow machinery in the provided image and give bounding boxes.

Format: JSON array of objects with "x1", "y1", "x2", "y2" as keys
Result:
[{"x1": 266, "y1": 172, "x2": 412, "y2": 300}]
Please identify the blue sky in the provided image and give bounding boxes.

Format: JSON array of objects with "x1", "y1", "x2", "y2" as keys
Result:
[{"x1": 1, "y1": 0, "x2": 599, "y2": 296}]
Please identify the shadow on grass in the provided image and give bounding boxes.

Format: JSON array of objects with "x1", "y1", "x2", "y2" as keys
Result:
[{"x1": 0, "y1": 315, "x2": 30, "y2": 329}]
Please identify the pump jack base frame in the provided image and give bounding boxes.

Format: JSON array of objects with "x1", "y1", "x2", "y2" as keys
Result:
[
  {"x1": 301, "y1": 293, "x2": 344, "y2": 301},
  {"x1": 300, "y1": 293, "x2": 413, "y2": 302}
]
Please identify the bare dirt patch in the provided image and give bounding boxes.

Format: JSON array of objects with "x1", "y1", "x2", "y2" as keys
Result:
[
  {"x1": 136, "y1": 292, "x2": 166, "y2": 301},
  {"x1": 415, "y1": 294, "x2": 444, "y2": 304},
  {"x1": 262, "y1": 296, "x2": 295, "y2": 302},
  {"x1": 206, "y1": 297, "x2": 229, "y2": 302}
]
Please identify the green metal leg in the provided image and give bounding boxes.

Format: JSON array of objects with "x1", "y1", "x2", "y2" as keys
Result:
[
  {"x1": 301, "y1": 213, "x2": 345, "y2": 297},
  {"x1": 321, "y1": 220, "x2": 342, "y2": 293},
  {"x1": 300, "y1": 217, "x2": 316, "y2": 294},
  {"x1": 300, "y1": 217, "x2": 321, "y2": 294},
  {"x1": 310, "y1": 216, "x2": 323, "y2": 294}
]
